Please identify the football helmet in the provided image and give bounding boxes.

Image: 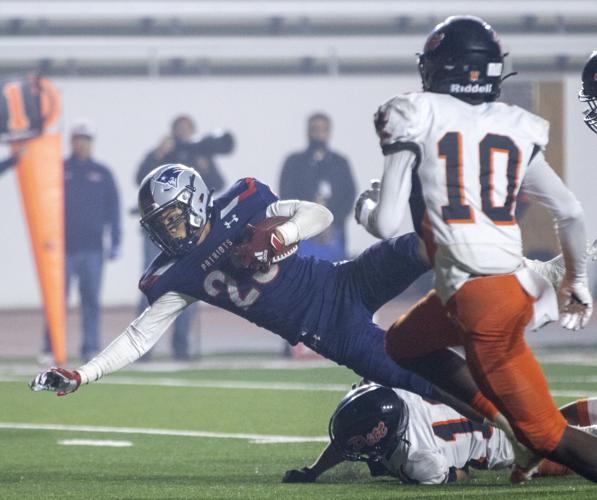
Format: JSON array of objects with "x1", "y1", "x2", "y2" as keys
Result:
[
  {"x1": 579, "y1": 51, "x2": 597, "y2": 134},
  {"x1": 418, "y1": 15, "x2": 504, "y2": 103},
  {"x1": 329, "y1": 383, "x2": 409, "y2": 462},
  {"x1": 138, "y1": 164, "x2": 212, "y2": 256}
]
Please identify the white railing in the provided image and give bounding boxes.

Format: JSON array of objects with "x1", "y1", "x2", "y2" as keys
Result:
[
  {"x1": 1, "y1": 1, "x2": 597, "y2": 20},
  {"x1": 0, "y1": 34, "x2": 593, "y2": 61}
]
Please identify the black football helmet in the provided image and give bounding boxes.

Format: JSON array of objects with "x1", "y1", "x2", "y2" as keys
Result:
[
  {"x1": 329, "y1": 384, "x2": 409, "y2": 462},
  {"x1": 418, "y1": 15, "x2": 505, "y2": 103},
  {"x1": 138, "y1": 164, "x2": 212, "y2": 257},
  {"x1": 579, "y1": 51, "x2": 597, "y2": 135}
]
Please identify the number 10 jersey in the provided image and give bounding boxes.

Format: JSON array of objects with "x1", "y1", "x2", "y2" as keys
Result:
[{"x1": 375, "y1": 92, "x2": 549, "y2": 301}]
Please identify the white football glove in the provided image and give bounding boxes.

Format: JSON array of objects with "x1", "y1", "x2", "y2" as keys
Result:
[
  {"x1": 558, "y1": 238, "x2": 596, "y2": 331},
  {"x1": 354, "y1": 179, "x2": 381, "y2": 225},
  {"x1": 558, "y1": 278, "x2": 593, "y2": 331},
  {"x1": 29, "y1": 367, "x2": 81, "y2": 396}
]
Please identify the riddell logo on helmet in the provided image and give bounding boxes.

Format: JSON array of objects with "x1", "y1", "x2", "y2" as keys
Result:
[{"x1": 450, "y1": 83, "x2": 493, "y2": 94}]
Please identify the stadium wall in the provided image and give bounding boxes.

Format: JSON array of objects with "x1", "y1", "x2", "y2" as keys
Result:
[{"x1": 0, "y1": 74, "x2": 593, "y2": 308}]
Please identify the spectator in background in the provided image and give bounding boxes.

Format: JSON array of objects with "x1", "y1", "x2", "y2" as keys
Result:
[
  {"x1": 279, "y1": 112, "x2": 356, "y2": 261},
  {"x1": 135, "y1": 114, "x2": 233, "y2": 360},
  {"x1": 42, "y1": 121, "x2": 121, "y2": 362}
]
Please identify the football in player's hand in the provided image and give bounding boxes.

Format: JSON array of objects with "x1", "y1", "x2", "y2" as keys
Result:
[{"x1": 232, "y1": 216, "x2": 298, "y2": 272}]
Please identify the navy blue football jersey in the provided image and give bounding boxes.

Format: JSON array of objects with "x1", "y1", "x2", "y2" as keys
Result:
[{"x1": 139, "y1": 177, "x2": 337, "y2": 344}]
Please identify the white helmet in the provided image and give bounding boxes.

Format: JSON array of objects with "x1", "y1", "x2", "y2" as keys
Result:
[{"x1": 138, "y1": 164, "x2": 212, "y2": 256}]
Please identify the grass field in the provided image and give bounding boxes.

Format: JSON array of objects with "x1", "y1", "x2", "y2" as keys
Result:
[{"x1": 2, "y1": 362, "x2": 597, "y2": 499}]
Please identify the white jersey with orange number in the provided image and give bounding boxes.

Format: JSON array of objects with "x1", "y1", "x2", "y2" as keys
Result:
[
  {"x1": 385, "y1": 388, "x2": 514, "y2": 484},
  {"x1": 374, "y1": 92, "x2": 549, "y2": 301}
]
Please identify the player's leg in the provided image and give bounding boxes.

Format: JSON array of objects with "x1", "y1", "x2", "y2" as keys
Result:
[
  {"x1": 42, "y1": 253, "x2": 75, "y2": 356},
  {"x1": 385, "y1": 290, "x2": 499, "y2": 422},
  {"x1": 348, "y1": 232, "x2": 430, "y2": 314},
  {"x1": 559, "y1": 398, "x2": 597, "y2": 426},
  {"x1": 337, "y1": 320, "x2": 436, "y2": 399},
  {"x1": 449, "y1": 275, "x2": 597, "y2": 482},
  {"x1": 78, "y1": 250, "x2": 104, "y2": 360},
  {"x1": 537, "y1": 402, "x2": 597, "y2": 478},
  {"x1": 338, "y1": 318, "x2": 490, "y2": 422}
]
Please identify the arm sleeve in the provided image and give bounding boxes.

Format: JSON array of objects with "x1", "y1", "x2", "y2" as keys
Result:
[
  {"x1": 359, "y1": 150, "x2": 417, "y2": 239},
  {"x1": 105, "y1": 170, "x2": 122, "y2": 250},
  {"x1": 266, "y1": 200, "x2": 333, "y2": 245},
  {"x1": 521, "y1": 152, "x2": 587, "y2": 280},
  {"x1": 76, "y1": 291, "x2": 195, "y2": 383}
]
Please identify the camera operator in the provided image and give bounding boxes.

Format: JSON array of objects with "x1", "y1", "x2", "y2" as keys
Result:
[
  {"x1": 136, "y1": 114, "x2": 233, "y2": 191},
  {"x1": 134, "y1": 114, "x2": 234, "y2": 360}
]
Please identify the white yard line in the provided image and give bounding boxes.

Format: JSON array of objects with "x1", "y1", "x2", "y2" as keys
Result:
[
  {"x1": 0, "y1": 422, "x2": 328, "y2": 444},
  {"x1": 551, "y1": 390, "x2": 597, "y2": 398},
  {"x1": 0, "y1": 375, "x2": 349, "y2": 392},
  {"x1": 5, "y1": 373, "x2": 597, "y2": 394},
  {"x1": 58, "y1": 439, "x2": 133, "y2": 447}
]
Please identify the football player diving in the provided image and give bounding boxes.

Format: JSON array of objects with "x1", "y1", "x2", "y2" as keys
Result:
[
  {"x1": 354, "y1": 15, "x2": 597, "y2": 483},
  {"x1": 29, "y1": 163, "x2": 451, "y2": 406},
  {"x1": 30, "y1": 164, "x2": 562, "y2": 428},
  {"x1": 283, "y1": 384, "x2": 597, "y2": 485}
]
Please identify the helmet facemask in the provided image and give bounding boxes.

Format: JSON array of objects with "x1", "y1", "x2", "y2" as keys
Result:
[
  {"x1": 139, "y1": 164, "x2": 212, "y2": 257},
  {"x1": 579, "y1": 58, "x2": 597, "y2": 135}
]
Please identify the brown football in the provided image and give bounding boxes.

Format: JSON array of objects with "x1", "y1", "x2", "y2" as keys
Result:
[{"x1": 234, "y1": 216, "x2": 298, "y2": 270}]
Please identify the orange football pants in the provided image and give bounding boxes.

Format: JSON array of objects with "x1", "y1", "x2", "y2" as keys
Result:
[{"x1": 386, "y1": 275, "x2": 567, "y2": 454}]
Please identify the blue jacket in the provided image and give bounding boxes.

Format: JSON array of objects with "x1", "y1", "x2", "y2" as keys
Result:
[{"x1": 64, "y1": 155, "x2": 121, "y2": 254}]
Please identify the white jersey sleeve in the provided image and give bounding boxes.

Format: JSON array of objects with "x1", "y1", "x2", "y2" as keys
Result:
[
  {"x1": 360, "y1": 94, "x2": 430, "y2": 239},
  {"x1": 77, "y1": 291, "x2": 195, "y2": 384},
  {"x1": 521, "y1": 151, "x2": 586, "y2": 281},
  {"x1": 374, "y1": 94, "x2": 431, "y2": 152}
]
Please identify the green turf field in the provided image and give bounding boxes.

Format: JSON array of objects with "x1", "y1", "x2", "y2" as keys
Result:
[{"x1": 2, "y1": 362, "x2": 597, "y2": 499}]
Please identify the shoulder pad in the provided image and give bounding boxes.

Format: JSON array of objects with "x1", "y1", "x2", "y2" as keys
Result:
[
  {"x1": 374, "y1": 93, "x2": 429, "y2": 152},
  {"x1": 138, "y1": 255, "x2": 175, "y2": 294}
]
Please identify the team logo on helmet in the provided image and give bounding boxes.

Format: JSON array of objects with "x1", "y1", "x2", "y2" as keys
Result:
[
  {"x1": 346, "y1": 421, "x2": 388, "y2": 451},
  {"x1": 155, "y1": 165, "x2": 186, "y2": 190},
  {"x1": 425, "y1": 32, "x2": 445, "y2": 51}
]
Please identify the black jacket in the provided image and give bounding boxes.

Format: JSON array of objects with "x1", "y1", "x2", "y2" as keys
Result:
[
  {"x1": 64, "y1": 155, "x2": 121, "y2": 254},
  {"x1": 279, "y1": 147, "x2": 356, "y2": 233}
]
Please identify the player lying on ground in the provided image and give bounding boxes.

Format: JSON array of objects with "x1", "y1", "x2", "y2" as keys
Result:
[
  {"x1": 283, "y1": 384, "x2": 597, "y2": 485},
  {"x1": 355, "y1": 15, "x2": 597, "y2": 482}
]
